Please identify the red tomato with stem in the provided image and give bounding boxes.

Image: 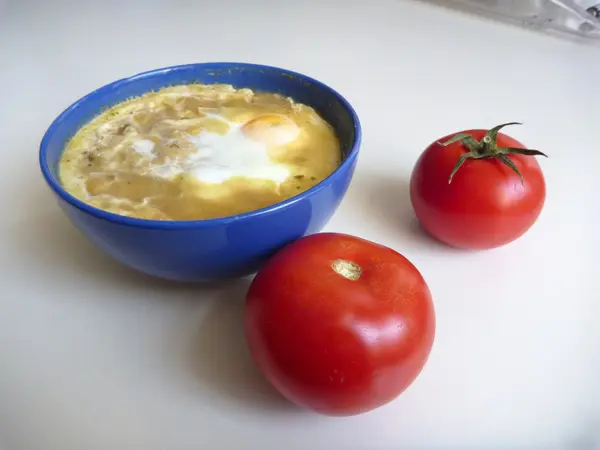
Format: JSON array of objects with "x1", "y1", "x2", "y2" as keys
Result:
[
  {"x1": 410, "y1": 122, "x2": 547, "y2": 250},
  {"x1": 244, "y1": 233, "x2": 435, "y2": 416}
]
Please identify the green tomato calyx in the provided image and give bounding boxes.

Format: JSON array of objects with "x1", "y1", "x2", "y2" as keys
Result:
[{"x1": 437, "y1": 122, "x2": 548, "y2": 185}]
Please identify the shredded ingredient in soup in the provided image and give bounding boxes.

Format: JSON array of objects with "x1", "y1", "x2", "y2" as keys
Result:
[{"x1": 59, "y1": 83, "x2": 341, "y2": 220}]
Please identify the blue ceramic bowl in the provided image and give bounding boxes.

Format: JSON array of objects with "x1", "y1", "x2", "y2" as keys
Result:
[{"x1": 39, "y1": 62, "x2": 361, "y2": 282}]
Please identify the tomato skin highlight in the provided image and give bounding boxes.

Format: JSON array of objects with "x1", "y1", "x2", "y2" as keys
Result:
[
  {"x1": 410, "y1": 129, "x2": 546, "y2": 250},
  {"x1": 244, "y1": 233, "x2": 436, "y2": 416}
]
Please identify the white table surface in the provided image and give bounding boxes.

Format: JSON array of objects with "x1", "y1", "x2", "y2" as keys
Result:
[{"x1": 1, "y1": 1, "x2": 599, "y2": 449}]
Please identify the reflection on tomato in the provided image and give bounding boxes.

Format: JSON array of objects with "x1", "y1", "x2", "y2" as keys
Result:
[{"x1": 244, "y1": 233, "x2": 435, "y2": 416}]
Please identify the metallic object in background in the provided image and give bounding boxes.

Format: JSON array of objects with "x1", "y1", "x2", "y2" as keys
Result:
[{"x1": 419, "y1": 0, "x2": 600, "y2": 43}]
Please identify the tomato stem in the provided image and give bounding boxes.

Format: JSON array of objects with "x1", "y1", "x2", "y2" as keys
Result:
[
  {"x1": 438, "y1": 122, "x2": 548, "y2": 185},
  {"x1": 331, "y1": 259, "x2": 362, "y2": 281}
]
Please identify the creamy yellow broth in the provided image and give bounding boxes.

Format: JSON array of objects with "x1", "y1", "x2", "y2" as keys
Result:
[{"x1": 59, "y1": 84, "x2": 341, "y2": 220}]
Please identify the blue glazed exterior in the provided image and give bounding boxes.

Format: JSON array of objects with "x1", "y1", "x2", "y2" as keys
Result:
[{"x1": 39, "y1": 63, "x2": 361, "y2": 282}]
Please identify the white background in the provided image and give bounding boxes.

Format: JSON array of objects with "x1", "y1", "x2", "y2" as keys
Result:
[{"x1": 0, "y1": 1, "x2": 599, "y2": 449}]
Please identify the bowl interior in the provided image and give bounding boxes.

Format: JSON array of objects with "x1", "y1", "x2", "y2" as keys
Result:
[{"x1": 42, "y1": 62, "x2": 358, "y2": 189}]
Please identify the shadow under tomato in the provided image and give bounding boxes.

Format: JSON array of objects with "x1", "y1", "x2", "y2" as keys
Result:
[
  {"x1": 349, "y1": 171, "x2": 461, "y2": 253},
  {"x1": 186, "y1": 288, "x2": 299, "y2": 413}
]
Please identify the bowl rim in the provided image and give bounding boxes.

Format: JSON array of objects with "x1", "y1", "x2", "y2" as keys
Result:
[{"x1": 39, "y1": 62, "x2": 362, "y2": 229}]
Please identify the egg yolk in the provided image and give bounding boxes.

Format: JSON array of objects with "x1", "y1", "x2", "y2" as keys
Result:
[{"x1": 242, "y1": 114, "x2": 300, "y2": 146}]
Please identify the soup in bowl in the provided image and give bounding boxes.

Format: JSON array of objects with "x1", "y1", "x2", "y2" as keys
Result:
[{"x1": 40, "y1": 63, "x2": 361, "y2": 282}]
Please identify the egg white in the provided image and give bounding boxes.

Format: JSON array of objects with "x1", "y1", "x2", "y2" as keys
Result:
[{"x1": 133, "y1": 112, "x2": 298, "y2": 185}]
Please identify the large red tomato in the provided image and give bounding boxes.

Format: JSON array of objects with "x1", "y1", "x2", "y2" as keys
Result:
[
  {"x1": 244, "y1": 233, "x2": 435, "y2": 416},
  {"x1": 410, "y1": 122, "x2": 547, "y2": 250}
]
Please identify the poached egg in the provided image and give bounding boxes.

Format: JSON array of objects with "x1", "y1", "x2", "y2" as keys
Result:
[{"x1": 133, "y1": 112, "x2": 300, "y2": 184}]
